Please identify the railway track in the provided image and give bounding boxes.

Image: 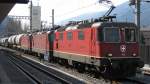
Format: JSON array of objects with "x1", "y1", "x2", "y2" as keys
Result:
[
  {"x1": 113, "y1": 73, "x2": 150, "y2": 84},
  {"x1": 6, "y1": 50, "x2": 84, "y2": 84},
  {"x1": 120, "y1": 78, "x2": 146, "y2": 84},
  {"x1": 7, "y1": 56, "x2": 41, "y2": 84},
  {"x1": 2, "y1": 47, "x2": 150, "y2": 84},
  {"x1": 0, "y1": 50, "x2": 36, "y2": 84}
]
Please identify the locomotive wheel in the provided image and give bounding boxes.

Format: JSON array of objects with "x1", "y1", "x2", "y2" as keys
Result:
[
  {"x1": 77, "y1": 63, "x2": 85, "y2": 73},
  {"x1": 99, "y1": 66, "x2": 116, "y2": 79}
]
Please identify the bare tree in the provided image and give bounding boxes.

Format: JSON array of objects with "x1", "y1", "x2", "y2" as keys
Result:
[{"x1": 2, "y1": 18, "x2": 24, "y2": 36}]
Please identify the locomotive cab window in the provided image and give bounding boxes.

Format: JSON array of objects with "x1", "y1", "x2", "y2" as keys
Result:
[
  {"x1": 78, "y1": 31, "x2": 84, "y2": 40},
  {"x1": 67, "y1": 32, "x2": 72, "y2": 40},
  {"x1": 104, "y1": 27, "x2": 120, "y2": 42},
  {"x1": 125, "y1": 29, "x2": 136, "y2": 42}
]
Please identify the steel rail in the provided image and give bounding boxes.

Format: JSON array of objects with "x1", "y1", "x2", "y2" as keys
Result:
[
  {"x1": 7, "y1": 55, "x2": 41, "y2": 84},
  {"x1": 9, "y1": 54, "x2": 71, "y2": 84}
]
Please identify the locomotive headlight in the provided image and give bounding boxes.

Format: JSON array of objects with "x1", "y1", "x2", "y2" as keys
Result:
[
  {"x1": 133, "y1": 53, "x2": 136, "y2": 56},
  {"x1": 108, "y1": 53, "x2": 112, "y2": 57}
]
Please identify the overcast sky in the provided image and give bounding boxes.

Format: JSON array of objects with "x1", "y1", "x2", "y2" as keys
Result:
[{"x1": 8, "y1": 0, "x2": 128, "y2": 23}]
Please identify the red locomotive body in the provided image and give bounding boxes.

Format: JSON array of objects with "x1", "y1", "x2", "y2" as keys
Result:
[
  {"x1": 53, "y1": 22, "x2": 139, "y2": 60},
  {"x1": 32, "y1": 32, "x2": 50, "y2": 55},
  {"x1": 96, "y1": 22, "x2": 139, "y2": 58},
  {"x1": 20, "y1": 34, "x2": 32, "y2": 52},
  {"x1": 20, "y1": 34, "x2": 29, "y2": 50},
  {"x1": 54, "y1": 28, "x2": 95, "y2": 58}
]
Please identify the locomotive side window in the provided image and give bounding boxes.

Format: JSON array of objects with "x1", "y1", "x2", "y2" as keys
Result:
[
  {"x1": 59, "y1": 33, "x2": 63, "y2": 40},
  {"x1": 125, "y1": 29, "x2": 136, "y2": 42},
  {"x1": 78, "y1": 31, "x2": 84, "y2": 40},
  {"x1": 67, "y1": 32, "x2": 72, "y2": 40},
  {"x1": 104, "y1": 28, "x2": 120, "y2": 42}
]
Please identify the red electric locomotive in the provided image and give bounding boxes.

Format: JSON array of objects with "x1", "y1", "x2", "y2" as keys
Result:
[
  {"x1": 50, "y1": 21, "x2": 143, "y2": 78},
  {"x1": 31, "y1": 32, "x2": 50, "y2": 59}
]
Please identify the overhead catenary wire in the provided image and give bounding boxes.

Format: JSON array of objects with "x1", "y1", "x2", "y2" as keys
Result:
[
  {"x1": 55, "y1": 1, "x2": 98, "y2": 17},
  {"x1": 54, "y1": 0, "x2": 112, "y2": 18}
]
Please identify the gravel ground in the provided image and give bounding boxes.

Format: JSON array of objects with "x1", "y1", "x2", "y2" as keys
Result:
[{"x1": 21, "y1": 54, "x2": 112, "y2": 84}]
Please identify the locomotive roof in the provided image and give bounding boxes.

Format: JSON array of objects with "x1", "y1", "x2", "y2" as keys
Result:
[
  {"x1": 100, "y1": 22, "x2": 137, "y2": 28},
  {"x1": 57, "y1": 22, "x2": 137, "y2": 32}
]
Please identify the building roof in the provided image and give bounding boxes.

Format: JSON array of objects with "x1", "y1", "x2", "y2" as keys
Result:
[{"x1": 0, "y1": 0, "x2": 29, "y2": 23}]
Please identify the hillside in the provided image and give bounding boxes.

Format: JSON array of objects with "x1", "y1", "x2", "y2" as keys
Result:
[
  {"x1": 58, "y1": 1, "x2": 150, "y2": 28},
  {"x1": 112, "y1": 2, "x2": 150, "y2": 27}
]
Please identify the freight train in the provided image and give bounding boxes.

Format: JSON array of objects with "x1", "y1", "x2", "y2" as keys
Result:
[{"x1": 0, "y1": 20, "x2": 144, "y2": 79}]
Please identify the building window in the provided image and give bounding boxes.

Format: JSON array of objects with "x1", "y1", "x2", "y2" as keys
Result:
[
  {"x1": 67, "y1": 32, "x2": 72, "y2": 40},
  {"x1": 59, "y1": 33, "x2": 63, "y2": 40},
  {"x1": 78, "y1": 31, "x2": 84, "y2": 40}
]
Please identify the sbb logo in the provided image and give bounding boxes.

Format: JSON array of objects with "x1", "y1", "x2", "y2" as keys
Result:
[{"x1": 120, "y1": 45, "x2": 126, "y2": 52}]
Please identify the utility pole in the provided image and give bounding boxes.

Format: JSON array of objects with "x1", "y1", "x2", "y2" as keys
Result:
[
  {"x1": 52, "y1": 9, "x2": 54, "y2": 29},
  {"x1": 129, "y1": 0, "x2": 140, "y2": 43},
  {"x1": 135, "y1": 0, "x2": 141, "y2": 43},
  {"x1": 129, "y1": 0, "x2": 141, "y2": 42},
  {"x1": 29, "y1": 0, "x2": 33, "y2": 52},
  {"x1": 30, "y1": 0, "x2": 33, "y2": 33},
  {"x1": 135, "y1": 0, "x2": 141, "y2": 28}
]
